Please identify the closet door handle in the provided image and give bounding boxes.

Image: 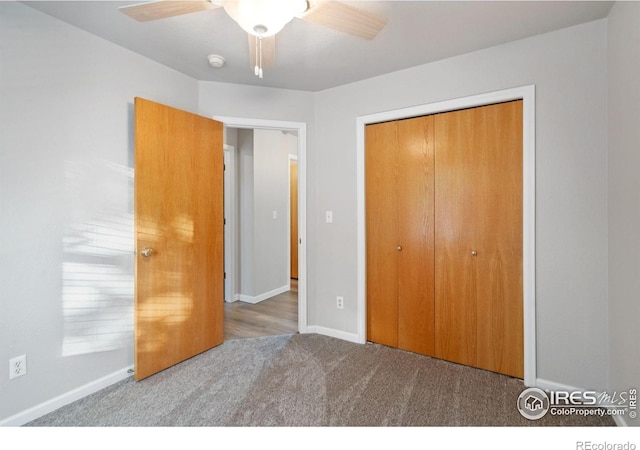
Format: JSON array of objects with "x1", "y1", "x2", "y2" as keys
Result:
[
  {"x1": 471, "y1": 250, "x2": 477, "y2": 257},
  {"x1": 397, "y1": 246, "x2": 402, "y2": 251}
]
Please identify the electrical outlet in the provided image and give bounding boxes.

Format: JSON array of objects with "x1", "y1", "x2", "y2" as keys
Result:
[
  {"x1": 9, "y1": 355, "x2": 27, "y2": 380},
  {"x1": 336, "y1": 296, "x2": 344, "y2": 309}
]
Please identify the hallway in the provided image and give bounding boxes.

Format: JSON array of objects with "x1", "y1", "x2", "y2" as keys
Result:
[{"x1": 224, "y1": 280, "x2": 298, "y2": 340}]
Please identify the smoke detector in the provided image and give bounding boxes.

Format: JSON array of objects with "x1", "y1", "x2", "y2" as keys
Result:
[{"x1": 207, "y1": 54, "x2": 225, "y2": 68}]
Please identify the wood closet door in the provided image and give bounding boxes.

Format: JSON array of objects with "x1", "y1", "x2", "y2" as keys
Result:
[
  {"x1": 366, "y1": 121, "x2": 399, "y2": 348},
  {"x1": 366, "y1": 117, "x2": 435, "y2": 356},
  {"x1": 434, "y1": 100, "x2": 523, "y2": 378}
]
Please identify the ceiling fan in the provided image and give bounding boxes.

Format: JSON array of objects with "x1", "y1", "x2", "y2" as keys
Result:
[{"x1": 119, "y1": 0, "x2": 387, "y2": 78}]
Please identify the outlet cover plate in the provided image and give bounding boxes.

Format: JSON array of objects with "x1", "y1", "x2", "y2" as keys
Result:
[{"x1": 9, "y1": 355, "x2": 27, "y2": 380}]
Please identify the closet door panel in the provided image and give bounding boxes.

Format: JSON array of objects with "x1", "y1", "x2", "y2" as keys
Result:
[
  {"x1": 366, "y1": 121, "x2": 399, "y2": 347},
  {"x1": 474, "y1": 101, "x2": 523, "y2": 378},
  {"x1": 396, "y1": 116, "x2": 435, "y2": 356},
  {"x1": 366, "y1": 101, "x2": 523, "y2": 378},
  {"x1": 434, "y1": 108, "x2": 479, "y2": 367}
]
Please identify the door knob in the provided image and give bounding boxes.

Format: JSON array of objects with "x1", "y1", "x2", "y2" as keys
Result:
[
  {"x1": 397, "y1": 246, "x2": 402, "y2": 251},
  {"x1": 471, "y1": 250, "x2": 477, "y2": 257},
  {"x1": 140, "y1": 248, "x2": 154, "y2": 257}
]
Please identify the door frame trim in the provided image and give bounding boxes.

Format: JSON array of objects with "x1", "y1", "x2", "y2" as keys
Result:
[
  {"x1": 214, "y1": 116, "x2": 308, "y2": 335},
  {"x1": 355, "y1": 85, "x2": 536, "y2": 386},
  {"x1": 223, "y1": 144, "x2": 237, "y2": 302}
]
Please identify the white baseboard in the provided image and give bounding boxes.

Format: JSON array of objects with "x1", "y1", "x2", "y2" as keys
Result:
[
  {"x1": 305, "y1": 325, "x2": 360, "y2": 344},
  {"x1": 535, "y1": 378, "x2": 583, "y2": 393},
  {"x1": 224, "y1": 293, "x2": 241, "y2": 303},
  {"x1": 238, "y1": 284, "x2": 289, "y2": 304},
  {"x1": 0, "y1": 366, "x2": 133, "y2": 427}
]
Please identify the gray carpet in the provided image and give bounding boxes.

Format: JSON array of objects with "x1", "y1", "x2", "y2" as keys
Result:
[{"x1": 26, "y1": 334, "x2": 614, "y2": 427}]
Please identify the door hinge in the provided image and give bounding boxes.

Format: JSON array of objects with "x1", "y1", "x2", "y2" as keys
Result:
[{"x1": 224, "y1": 272, "x2": 227, "y2": 279}]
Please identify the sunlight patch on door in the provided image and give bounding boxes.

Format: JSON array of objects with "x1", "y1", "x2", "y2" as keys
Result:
[{"x1": 135, "y1": 294, "x2": 193, "y2": 354}]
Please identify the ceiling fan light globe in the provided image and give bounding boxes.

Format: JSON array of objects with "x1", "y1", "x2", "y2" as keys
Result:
[{"x1": 222, "y1": 0, "x2": 307, "y2": 37}]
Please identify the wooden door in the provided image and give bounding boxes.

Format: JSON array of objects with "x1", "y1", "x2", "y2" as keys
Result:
[
  {"x1": 366, "y1": 116, "x2": 435, "y2": 355},
  {"x1": 134, "y1": 97, "x2": 224, "y2": 381},
  {"x1": 434, "y1": 100, "x2": 523, "y2": 378},
  {"x1": 366, "y1": 120, "x2": 400, "y2": 348},
  {"x1": 290, "y1": 160, "x2": 298, "y2": 280},
  {"x1": 396, "y1": 116, "x2": 435, "y2": 355}
]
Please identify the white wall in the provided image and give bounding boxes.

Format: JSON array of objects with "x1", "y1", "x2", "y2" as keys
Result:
[
  {"x1": 607, "y1": 1, "x2": 640, "y2": 427},
  {"x1": 0, "y1": 2, "x2": 199, "y2": 423},
  {"x1": 198, "y1": 81, "x2": 315, "y2": 124},
  {"x1": 311, "y1": 19, "x2": 609, "y2": 391},
  {"x1": 238, "y1": 129, "x2": 255, "y2": 296},
  {"x1": 237, "y1": 129, "x2": 297, "y2": 301},
  {"x1": 252, "y1": 130, "x2": 296, "y2": 296}
]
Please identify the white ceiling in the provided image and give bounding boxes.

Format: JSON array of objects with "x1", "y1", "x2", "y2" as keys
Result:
[{"x1": 23, "y1": 1, "x2": 614, "y2": 91}]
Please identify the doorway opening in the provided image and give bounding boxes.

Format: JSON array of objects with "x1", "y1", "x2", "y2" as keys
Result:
[{"x1": 216, "y1": 117, "x2": 307, "y2": 340}]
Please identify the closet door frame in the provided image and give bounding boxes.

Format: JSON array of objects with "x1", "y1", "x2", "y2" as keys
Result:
[{"x1": 356, "y1": 85, "x2": 536, "y2": 386}]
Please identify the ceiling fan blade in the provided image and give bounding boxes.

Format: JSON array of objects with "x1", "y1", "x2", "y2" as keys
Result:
[
  {"x1": 248, "y1": 34, "x2": 276, "y2": 70},
  {"x1": 300, "y1": 1, "x2": 387, "y2": 40},
  {"x1": 119, "y1": 1, "x2": 219, "y2": 22}
]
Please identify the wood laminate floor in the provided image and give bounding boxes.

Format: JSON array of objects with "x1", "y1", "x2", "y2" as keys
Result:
[{"x1": 224, "y1": 280, "x2": 298, "y2": 340}]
